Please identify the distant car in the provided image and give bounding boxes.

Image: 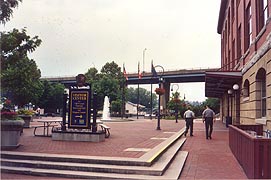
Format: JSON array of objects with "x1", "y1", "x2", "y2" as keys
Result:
[
  {"x1": 44, "y1": 113, "x2": 55, "y2": 117},
  {"x1": 144, "y1": 113, "x2": 156, "y2": 117}
]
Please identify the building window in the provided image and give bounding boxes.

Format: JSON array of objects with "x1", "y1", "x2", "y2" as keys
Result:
[
  {"x1": 245, "y1": 3, "x2": 252, "y2": 51},
  {"x1": 228, "y1": 50, "x2": 231, "y2": 70},
  {"x1": 243, "y1": 79, "x2": 250, "y2": 97},
  {"x1": 232, "y1": 0, "x2": 235, "y2": 21},
  {"x1": 225, "y1": 22, "x2": 228, "y2": 47},
  {"x1": 258, "y1": 0, "x2": 269, "y2": 33},
  {"x1": 228, "y1": 9, "x2": 231, "y2": 35},
  {"x1": 232, "y1": 39, "x2": 236, "y2": 68},
  {"x1": 263, "y1": 0, "x2": 269, "y2": 24},
  {"x1": 222, "y1": 30, "x2": 226, "y2": 70},
  {"x1": 256, "y1": 68, "x2": 266, "y2": 118},
  {"x1": 237, "y1": 25, "x2": 242, "y2": 59}
]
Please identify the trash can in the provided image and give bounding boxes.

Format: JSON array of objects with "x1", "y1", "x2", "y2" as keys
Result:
[{"x1": 226, "y1": 116, "x2": 232, "y2": 127}]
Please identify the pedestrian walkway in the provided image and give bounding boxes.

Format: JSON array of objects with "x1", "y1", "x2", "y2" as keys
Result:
[
  {"x1": 1, "y1": 117, "x2": 248, "y2": 179},
  {"x1": 180, "y1": 119, "x2": 247, "y2": 179}
]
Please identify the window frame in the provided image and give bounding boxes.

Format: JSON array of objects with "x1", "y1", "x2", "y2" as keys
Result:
[
  {"x1": 256, "y1": 68, "x2": 267, "y2": 118},
  {"x1": 257, "y1": 0, "x2": 269, "y2": 33},
  {"x1": 245, "y1": 3, "x2": 252, "y2": 51},
  {"x1": 243, "y1": 79, "x2": 250, "y2": 101}
]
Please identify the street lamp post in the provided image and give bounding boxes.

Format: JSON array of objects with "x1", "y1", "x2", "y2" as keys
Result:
[
  {"x1": 137, "y1": 48, "x2": 147, "y2": 120},
  {"x1": 233, "y1": 84, "x2": 240, "y2": 124},
  {"x1": 143, "y1": 48, "x2": 147, "y2": 74},
  {"x1": 226, "y1": 89, "x2": 233, "y2": 127},
  {"x1": 150, "y1": 81, "x2": 153, "y2": 120},
  {"x1": 226, "y1": 84, "x2": 239, "y2": 127},
  {"x1": 154, "y1": 65, "x2": 164, "y2": 130},
  {"x1": 171, "y1": 84, "x2": 179, "y2": 123},
  {"x1": 157, "y1": 77, "x2": 163, "y2": 130},
  {"x1": 62, "y1": 90, "x2": 68, "y2": 131}
]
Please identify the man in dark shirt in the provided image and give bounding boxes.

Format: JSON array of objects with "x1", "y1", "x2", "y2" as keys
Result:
[{"x1": 202, "y1": 105, "x2": 216, "y2": 139}]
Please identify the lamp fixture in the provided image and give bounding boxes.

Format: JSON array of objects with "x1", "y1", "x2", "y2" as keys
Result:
[
  {"x1": 233, "y1": 84, "x2": 239, "y2": 90},
  {"x1": 228, "y1": 89, "x2": 233, "y2": 95}
]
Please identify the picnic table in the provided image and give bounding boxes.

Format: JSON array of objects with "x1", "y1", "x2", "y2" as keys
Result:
[{"x1": 34, "y1": 119, "x2": 62, "y2": 137}]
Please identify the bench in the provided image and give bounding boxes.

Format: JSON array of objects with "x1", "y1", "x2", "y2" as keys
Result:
[{"x1": 100, "y1": 124, "x2": 110, "y2": 138}]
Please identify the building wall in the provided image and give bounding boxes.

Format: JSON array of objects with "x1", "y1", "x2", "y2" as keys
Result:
[
  {"x1": 218, "y1": 0, "x2": 271, "y2": 129},
  {"x1": 219, "y1": 0, "x2": 271, "y2": 71},
  {"x1": 125, "y1": 102, "x2": 138, "y2": 115},
  {"x1": 240, "y1": 48, "x2": 271, "y2": 129}
]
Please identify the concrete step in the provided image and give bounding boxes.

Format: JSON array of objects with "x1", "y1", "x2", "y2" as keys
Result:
[
  {"x1": 1, "y1": 127, "x2": 186, "y2": 167},
  {"x1": 1, "y1": 137, "x2": 186, "y2": 176},
  {"x1": 1, "y1": 151, "x2": 148, "y2": 166},
  {"x1": 1, "y1": 150, "x2": 188, "y2": 179},
  {"x1": 1, "y1": 128, "x2": 187, "y2": 179}
]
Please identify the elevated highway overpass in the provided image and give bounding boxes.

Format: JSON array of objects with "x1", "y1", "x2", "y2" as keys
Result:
[
  {"x1": 41, "y1": 67, "x2": 219, "y2": 86},
  {"x1": 41, "y1": 67, "x2": 242, "y2": 120}
]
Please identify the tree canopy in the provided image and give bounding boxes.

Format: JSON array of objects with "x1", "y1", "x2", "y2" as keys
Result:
[
  {"x1": 0, "y1": 0, "x2": 22, "y2": 24},
  {"x1": 85, "y1": 67, "x2": 99, "y2": 84},
  {"x1": 126, "y1": 87, "x2": 157, "y2": 109},
  {"x1": 1, "y1": 28, "x2": 42, "y2": 107},
  {"x1": 100, "y1": 61, "x2": 122, "y2": 80},
  {"x1": 85, "y1": 61, "x2": 124, "y2": 112},
  {"x1": 202, "y1": 98, "x2": 220, "y2": 114},
  {"x1": 37, "y1": 81, "x2": 65, "y2": 112}
]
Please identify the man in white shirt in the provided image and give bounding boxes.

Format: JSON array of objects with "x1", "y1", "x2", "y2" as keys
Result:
[{"x1": 183, "y1": 106, "x2": 195, "y2": 137}]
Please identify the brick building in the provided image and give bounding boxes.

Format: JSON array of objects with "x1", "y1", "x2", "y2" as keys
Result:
[{"x1": 205, "y1": 0, "x2": 271, "y2": 130}]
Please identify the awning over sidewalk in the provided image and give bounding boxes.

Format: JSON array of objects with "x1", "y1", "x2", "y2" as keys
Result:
[{"x1": 205, "y1": 71, "x2": 242, "y2": 98}]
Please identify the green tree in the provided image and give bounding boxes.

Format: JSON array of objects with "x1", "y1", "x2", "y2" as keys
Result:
[
  {"x1": 190, "y1": 103, "x2": 204, "y2": 117},
  {"x1": 167, "y1": 92, "x2": 186, "y2": 117},
  {"x1": 0, "y1": 0, "x2": 22, "y2": 24},
  {"x1": 97, "y1": 75, "x2": 120, "y2": 101},
  {"x1": 202, "y1": 97, "x2": 220, "y2": 114},
  {"x1": 93, "y1": 75, "x2": 120, "y2": 110},
  {"x1": 85, "y1": 67, "x2": 99, "y2": 85},
  {"x1": 85, "y1": 61, "x2": 124, "y2": 113},
  {"x1": 38, "y1": 81, "x2": 64, "y2": 113},
  {"x1": 126, "y1": 87, "x2": 157, "y2": 109},
  {"x1": 2, "y1": 57, "x2": 43, "y2": 106},
  {"x1": 1, "y1": 28, "x2": 42, "y2": 107},
  {"x1": 100, "y1": 61, "x2": 122, "y2": 80},
  {"x1": 111, "y1": 99, "x2": 122, "y2": 114},
  {"x1": 1, "y1": 28, "x2": 41, "y2": 64}
]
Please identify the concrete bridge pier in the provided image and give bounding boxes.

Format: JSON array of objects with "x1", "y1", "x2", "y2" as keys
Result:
[{"x1": 160, "y1": 81, "x2": 170, "y2": 115}]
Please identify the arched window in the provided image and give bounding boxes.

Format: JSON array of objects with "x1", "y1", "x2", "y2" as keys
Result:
[
  {"x1": 256, "y1": 68, "x2": 266, "y2": 118},
  {"x1": 243, "y1": 79, "x2": 250, "y2": 98}
]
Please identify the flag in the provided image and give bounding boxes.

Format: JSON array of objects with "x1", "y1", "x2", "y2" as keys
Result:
[
  {"x1": 151, "y1": 61, "x2": 157, "y2": 77},
  {"x1": 123, "y1": 64, "x2": 128, "y2": 80},
  {"x1": 138, "y1": 62, "x2": 142, "y2": 79}
]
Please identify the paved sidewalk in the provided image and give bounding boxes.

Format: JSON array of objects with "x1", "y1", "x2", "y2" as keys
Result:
[
  {"x1": 1, "y1": 117, "x2": 248, "y2": 179},
  {"x1": 180, "y1": 119, "x2": 247, "y2": 179}
]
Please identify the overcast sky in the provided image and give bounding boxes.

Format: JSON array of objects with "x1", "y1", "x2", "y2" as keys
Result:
[{"x1": 1, "y1": 0, "x2": 221, "y2": 102}]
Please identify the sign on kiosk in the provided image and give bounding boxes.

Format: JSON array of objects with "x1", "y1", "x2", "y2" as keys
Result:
[{"x1": 68, "y1": 89, "x2": 91, "y2": 128}]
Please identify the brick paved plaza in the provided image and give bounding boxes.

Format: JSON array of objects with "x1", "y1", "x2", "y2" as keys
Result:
[{"x1": 1, "y1": 117, "x2": 248, "y2": 179}]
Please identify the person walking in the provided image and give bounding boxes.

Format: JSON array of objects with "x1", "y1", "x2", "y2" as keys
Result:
[
  {"x1": 202, "y1": 105, "x2": 216, "y2": 139},
  {"x1": 36, "y1": 107, "x2": 41, "y2": 119},
  {"x1": 183, "y1": 106, "x2": 195, "y2": 137}
]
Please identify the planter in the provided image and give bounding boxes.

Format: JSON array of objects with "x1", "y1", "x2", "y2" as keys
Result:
[
  {"x1": 155, "y1": 88, "x2": 165, "y2": 95},
  {"x1": 18, "y1": 115, "x2": 33, "y2": 128},
  {"x1": 173, "y1": 98, "x2": 181, "y2": 103},
  {"x1": 1, "y1": 120, "x2": 25, "y2": 150}
]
